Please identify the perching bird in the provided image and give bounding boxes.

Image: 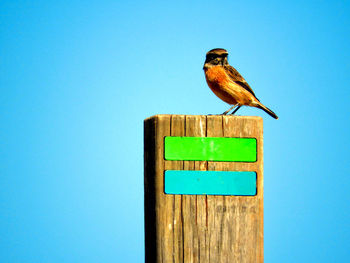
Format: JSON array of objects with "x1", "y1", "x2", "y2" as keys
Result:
[{"x1": 203, "y1": 48, "x2": 278, "y2": 119}]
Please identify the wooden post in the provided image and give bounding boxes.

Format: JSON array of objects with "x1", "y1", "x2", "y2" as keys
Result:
[{"x1": 144, "y1": 115, "x2": 263, "y2": 263}]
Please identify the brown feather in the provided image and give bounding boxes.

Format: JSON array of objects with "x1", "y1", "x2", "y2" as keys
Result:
[{"x1": 223, "y1": 65, "x2": 259, "y2": 101}]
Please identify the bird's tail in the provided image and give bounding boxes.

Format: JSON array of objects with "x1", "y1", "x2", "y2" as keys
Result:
[{"x1": 256, "y1": 103, "x2": 278, "y2": 119}]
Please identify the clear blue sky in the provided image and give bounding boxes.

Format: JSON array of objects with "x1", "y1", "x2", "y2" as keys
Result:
[{"x1": 1, "y1": 1, "x2": 350, "y2": 262}]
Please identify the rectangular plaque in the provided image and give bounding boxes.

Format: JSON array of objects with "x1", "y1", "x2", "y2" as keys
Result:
[
  {"x1": 165, "y1": 170, "x2": 257, "y2": 195},
  {"x1": 164, "y1": 136, "x2": 257, "y2": 162}
]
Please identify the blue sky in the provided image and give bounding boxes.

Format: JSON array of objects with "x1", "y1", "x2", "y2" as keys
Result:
[{"x1": 1, "y1": 1, "x2": 350, "y2": 262}]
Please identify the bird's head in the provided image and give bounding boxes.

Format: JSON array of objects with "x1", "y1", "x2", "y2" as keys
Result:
[{"x1": 203, "y1": 48, "x2": 229, "y2": 70}]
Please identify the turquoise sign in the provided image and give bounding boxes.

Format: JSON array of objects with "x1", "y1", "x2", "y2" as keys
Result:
[{"x1": 164, "y1": 170, "x2": 257, "y2": 196}]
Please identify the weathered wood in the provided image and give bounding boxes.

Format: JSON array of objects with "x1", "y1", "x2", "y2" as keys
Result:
[{"x1": 144, "y1": 115, "x2": 263, "y2": 263}]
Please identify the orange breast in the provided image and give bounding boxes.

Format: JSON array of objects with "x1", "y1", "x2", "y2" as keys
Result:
[
  {"x1": 205, "y1": 66, "x2": 230, "y2": 86},
  {"x1": 204, "y1": 66, "x2": 237, "y2": 104}
]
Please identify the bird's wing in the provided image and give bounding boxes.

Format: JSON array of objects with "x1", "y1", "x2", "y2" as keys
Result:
[{"x1": 224, "y1": 65, "x2": 259, "y2": 101}]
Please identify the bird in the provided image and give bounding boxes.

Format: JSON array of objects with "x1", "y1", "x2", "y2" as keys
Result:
[{"x1": 203, "y1": 48, "x2": 278, "y2": 119}]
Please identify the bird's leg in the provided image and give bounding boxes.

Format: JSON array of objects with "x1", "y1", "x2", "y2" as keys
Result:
[
  {"x1": 222, "y1": 104, "x2": 237, "y2": 115},
  {"x1": 230, "y1": 105, "x2": 242, "y2": 115}
]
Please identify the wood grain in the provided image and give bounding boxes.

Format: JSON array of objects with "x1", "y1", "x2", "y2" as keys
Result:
[{"x1": 144, "y1": 115, "x2": 263, "y2": 263}]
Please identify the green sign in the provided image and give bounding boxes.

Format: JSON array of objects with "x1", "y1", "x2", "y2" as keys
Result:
[{"x1": 164, "y1": 136, "x2": 257, "y2": 162}]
